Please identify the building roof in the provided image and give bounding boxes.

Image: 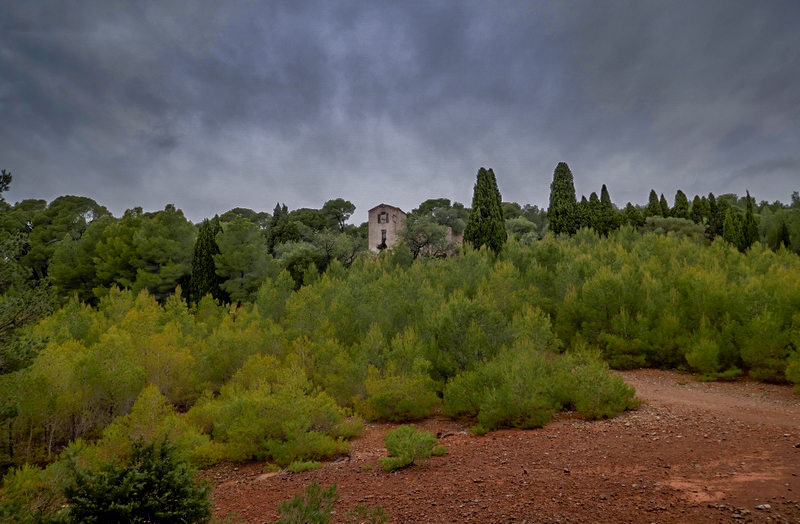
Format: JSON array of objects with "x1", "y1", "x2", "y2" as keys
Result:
[{"x1": 368, "y1": 203, "x2": 406, "y2": 214}]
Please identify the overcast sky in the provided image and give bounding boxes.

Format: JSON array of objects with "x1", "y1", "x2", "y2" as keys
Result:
[{"x1": 1, "y1": 1, "x2": 798, "y2": 224}]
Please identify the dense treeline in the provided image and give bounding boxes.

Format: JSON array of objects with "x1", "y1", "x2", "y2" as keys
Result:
[
  {"x1": 1, "y1": 166, "x2": 799, "y2": 521},
  {"x1": 3, "y1": 231, "x2": 800, "y2": 462}
]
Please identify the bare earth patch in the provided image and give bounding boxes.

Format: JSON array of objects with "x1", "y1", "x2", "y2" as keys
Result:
[{"x1": 204, "y1": 369, "x2": 800, "y2": 523}]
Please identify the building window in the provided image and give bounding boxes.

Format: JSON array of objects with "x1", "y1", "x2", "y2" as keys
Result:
[
  {"x1": 381, "y1": 229, "x2": 387, "y2": 243},
  {"x1": 377, "y1": 212, "x2": 388, "y2": 224}
]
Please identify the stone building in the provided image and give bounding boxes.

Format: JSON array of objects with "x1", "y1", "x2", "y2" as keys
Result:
[{"x1": 368, "y1": 204, "x2": 406, "y2": 251}]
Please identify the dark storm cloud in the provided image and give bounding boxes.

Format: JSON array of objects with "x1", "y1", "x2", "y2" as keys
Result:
[{"x1": 1, "y1": 1, "x2": 798, "y2": 222}]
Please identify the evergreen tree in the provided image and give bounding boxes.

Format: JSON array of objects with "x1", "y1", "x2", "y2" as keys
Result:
[
  {"x1": 689, "y1": 195, "x2": 709, "y2": 224},
  {"x1": 267, "y1": 203, "x2": 301, "y2": 254},
  {"x1": 739, "y1": 190, "x2": 759, "y2": 252},
  {"x1": 588, "y1": 192, "x2": 601, "y2": 232},
  {"x1": 659, "y1": 194, "x2": 670, "y2": 217},
  {"x1": 722, "y1": 209, "x2": 739, "y2": 246},
  {"x1": 190, "y1": 217, "x2": 226, "y2": 305},
  {"x1": 547, "y1": 162, "x2": 578, "y2": 235},
  {"x1": 671, "y1": 190, "x2": 689, "y2": 219},
  {"x1": 464, "y1": 167, "x2": 506, "y2": 254},
  {"x1": 706, "y1": 192, "x2": 722, "y2": 238},
  {"x1": 777, "y1": 220, "x2": 791, "y2": 249},
  {"x1": 576, "y1": 195, "x2": 591, "y2": 231},
  {"x1": 622, "y1": 203, "x2": 645, "y2": 228},
  {"x1": 644, "y1": 190, "x2": 662, "y2": 217},
  {"x1": 597, "y1": 184, "x2": 619, "y2": 236}
]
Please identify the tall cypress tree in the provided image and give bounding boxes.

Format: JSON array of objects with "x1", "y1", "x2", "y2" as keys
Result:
[
  {"x1": 644, "y1": 190, "x2": 661, "y2": 217},
  {"x1": 722, "y1": 209, "x2": 739, "y2": 246},
  {"x1": 622, "y1": 202, "x2": 645, "y2": 228},
  {"x1": 740, "y1": 190, "x2": 759, "y2": 251},
  {"x1": 706, "y1": 192, "x2": 722, "y2": 238},
  {"x1": 671, "y1": 190, "x2": 689, "y2": 219},
  {"x1": 777, "y1": 220, "x2": 791, "y2": 250},
  {"x1": 464, "y1": 167, "x2": 506, "y2": 254},
  {"x1": 547, "y1": 162, "x2": 578, "y2": 235},
  {"x1": 190, "y1": 216, "x2": 226, "y2": 305},
  {"x1": 576, "y1": 195, "x2": 591, "y2": 231},
  {"x1": 588, "y1": 192, "x2": 601, "y2": 231},
  {"x1": 597, "y1": 184, "x2": 619, "y2": 236},
  {"x1": 659, "y1": 194, "x2": 670, "y2": 218}
]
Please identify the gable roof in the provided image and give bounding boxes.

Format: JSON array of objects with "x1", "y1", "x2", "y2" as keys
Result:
[{"x1": 368, "y1": 203, "x2": 406, "y2": 214}]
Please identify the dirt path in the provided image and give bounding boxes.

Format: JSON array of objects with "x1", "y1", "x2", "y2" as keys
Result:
[{"x1": 206, "y1": 370, "x2": 800, "y2": 523}]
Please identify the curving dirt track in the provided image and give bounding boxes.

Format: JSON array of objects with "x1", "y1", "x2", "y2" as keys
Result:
[{"x1": 206, "y1": 370, "x2": 800, "y2": 523}]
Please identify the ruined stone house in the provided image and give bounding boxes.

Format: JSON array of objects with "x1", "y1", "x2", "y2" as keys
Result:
[{"x1": 368, "y1": 204, "x2": 406, "y2": 251}]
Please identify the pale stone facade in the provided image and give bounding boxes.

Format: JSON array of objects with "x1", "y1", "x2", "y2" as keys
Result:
[{"x1": 368, "y1": 204, "x2": 407, "y2": 252}]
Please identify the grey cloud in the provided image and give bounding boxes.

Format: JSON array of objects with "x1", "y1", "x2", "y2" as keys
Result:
[{"x1": 1, "y1": 1, "x2": 798, "y2": 222}]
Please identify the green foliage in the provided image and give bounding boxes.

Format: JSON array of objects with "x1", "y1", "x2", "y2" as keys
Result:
[
  {"x1": 740, "y1": 190, "x2": 759, "y2": 252},
  {"x1": 443, "y1": 342, "x2": 638, "y2": 432},
  {"x1": 63, "y1": 439, "x2": 211, "y2": 524},
  {"x1": 321, "y1": 198, "x2": 356, "y2": 232},
  {"x1": 287, "y1": 460, "x2": 321, "y2": 473},
  {"x1": 186, "y1": 359, "x2": 352, "y2": 466},
  {"x1": 361, "y1": 359, "x2": 439, "y2": 422},
  {"x1": 671, "y1": 190, "x2": 689, "y2": 219},
  {"x1": 401, "y1": 214, "x2": 452, "y2": 258},
  {"x1": 215, "y1": 217, "x2": 278, "y2": 302},
  {"x1": 1, "y1": 234, "x2": 55, "y2": 374},
  {"x1": 343, "y1": 504, "x2": 390, "y2": 524},
  {"x1": 268, "y1": 481, "x2": 337, "y2": 524},
  {"x1": 190, "y1": 217, "x2": 226, "y2": 305},
  {"x1": 644, "y1": 190, "x2": 662, "y2": 218},
  {"x1": 547, "y1": 162, "x2": 578, "y2": 235},
  {"x1": 267, "y1": 204, "x2": 301, "y2": 254},
  {"x1": 464, "y1": 167, "x2": 506, "y2": 254},
  {"x1": 659, "y1": 194, "x2": 670, "y2": 217},
  {"x1": 378, "y1": 425, "x2": 446, "y2": 472},
  {"x1": 0, "y1": 461, "x2": 70, "y2": 524}
]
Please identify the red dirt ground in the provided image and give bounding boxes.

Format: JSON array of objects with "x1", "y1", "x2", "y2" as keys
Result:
[{"x1": 204, "y1": 370, "x2": 800, "y2": 523}]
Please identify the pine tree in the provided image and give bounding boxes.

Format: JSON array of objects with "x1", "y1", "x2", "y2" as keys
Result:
[
  {"x1": 464, "y1": 167, "x2": 506, "y2": 254},
  {"x1": 189, "y1": 217, "x2": 226, "y2": 305},
  {"x1": 547, "y1": 162, "x2": 578, "y2": 235},
  {"x1": 671, "y1": 190, "x2": 689, "y2": 219},
  {"x1": 739, "y1": 190, "x2": 759, "y2": 252},
  {"x1": 659, "y1": 194, "x2": 670, "y2": 218},
  {"x1": 644, "y1": 190, "x2": 661, "y2": 217}
]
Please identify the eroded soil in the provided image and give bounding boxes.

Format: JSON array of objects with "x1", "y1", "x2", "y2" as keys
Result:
[{"x1": 205, "y1": 370, "x2": 800, "y2": 523}]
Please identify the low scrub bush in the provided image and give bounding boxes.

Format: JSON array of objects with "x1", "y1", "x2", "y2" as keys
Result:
[
  {"x1": 186, "y1": 360, "x2": 356, "y2": 466},
  {"x1": 379, "y1": 425, "x2": 446, "y2": 472},
  {"x1": 443, "y1": 343, "x2": 639, "y2": 433},
  {"x1": 266, "y1": 481, "x2": 389, "y2": 524},
  {"x1": 287, "y1": 460, "x2": 321, "y2": 473},
  {"x1": 361, "y1": 360, "x2": 439, "y2": 422}
]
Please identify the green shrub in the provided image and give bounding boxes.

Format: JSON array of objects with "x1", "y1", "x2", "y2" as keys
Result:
[
  {"x1": 361, "y1": 360, "x2": 439, "y2": 422},
  {"x1": 561, "y1": 353, "x2": 640, "y2": 419},
  {"x1": 63, "y1": 439, "x2": 211, "y2": 524},
  {"x1": 0, "y1": 462, "x2": 69, "y2": 524},
  {"x1": 287, "y1": 461, "x2": 321, "y2": 473},
  {"x1": 443, "y1": 346, "x2": 564, "y2": 432},
  {"x1": 444, "y1": 344, "x2": 639, "y2": 432},
  {"x1": 786, "y1": 351, "x2": 800, "y2": 393},
  {"x1": 343, "y1": 504, "x2": 390, "y2": 524},
  {"x1": 378, "y1": 425, "x2": 446, "y2": 472},
  {"x1": 268, "y1": 481, "x2": 338, "y2": 524},
  {"x1": 186, "y1": 362, "x2": 353, "y2": 466}
]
